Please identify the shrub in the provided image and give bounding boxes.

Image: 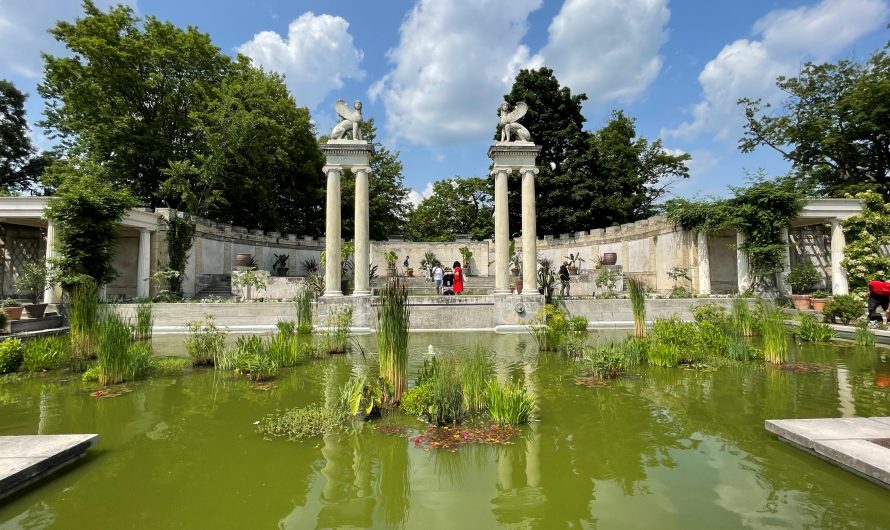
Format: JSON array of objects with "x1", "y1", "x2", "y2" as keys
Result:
[
  {"x1": 651, "y1": 318, "x2": 703, "y2": 362},
  {"x1": 399, "y1": 383, "x2": 433, "y2": 418},
  {"x1": 485, "y1": 381, "x2": 535, "y2": 425},
  {"x1": 793, "y1": 314, "x2": 836, "y2": 343},
  {"x1": 695, "y1": 321, "x2": 729, "y2": 356},
  {"x1": 257, "y1": 403, "x2": 345, "y2": 440},
  {"x1": 692, "y1": 304, "x2": 730, "y2": 328},
  {"x1": 647, "y1": 342, "x2": 681, "y2": 367},
  {"x1": 185, "y1": 316, "x2": 226, "y2": 366},
  {"x1": 822, "y1": 295, "x2": 864, "y2": 324},
  {"x1": 0, "y1": 338, "x2": 24, "y2": 373},
  {"x1": 785, "y1": 262, "x2": 820, "y2": 294},
  {"x1": 22, "y1": 337, "x2": 68, "y2": 372},
  {"x1": 570, "y1": 315, "x2": 589, "y2": 334}
]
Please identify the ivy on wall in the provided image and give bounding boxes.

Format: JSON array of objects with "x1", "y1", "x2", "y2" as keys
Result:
[
  {"x1": 841, "y1": 191, "x2": 890, "y2": 295},
  {"x1": 166, "y1": 214, "x2": 195, "y2": 296},
  {"x1": 664, "y1": 176, "x2": 807, "y2": 286}
]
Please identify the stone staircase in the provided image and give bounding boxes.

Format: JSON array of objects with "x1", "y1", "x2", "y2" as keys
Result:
[
  {"x1": 194, "y1": 274, "x2": 233, "y2": 299},
  {"x1": 371, "y1": 274, "x2": 495, "y2": 295}
]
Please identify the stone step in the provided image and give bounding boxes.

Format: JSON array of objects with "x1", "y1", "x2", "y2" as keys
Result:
[{"x1": 0, "y1": 434, "x2": 99, "y2": 500}]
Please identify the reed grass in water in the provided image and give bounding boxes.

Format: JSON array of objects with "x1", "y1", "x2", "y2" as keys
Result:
[
  {"x1": 485, "y1": 381, "x2": 535, "y2": 425},
  {"x1": 731, "y1": 297, "x2": 753, "y2": 337},
  {"x1": 854, "y1": 324, "x2": 876, "y2": 348},
  {"x1": 376, "y1": 278, "x2": 410, "y2": 403},
  {"x1": 760, "y1": 303, "x2": 789, "y2": 364},
  {"x1": 461, "y1": 346, "x2": 494, "y2": 414},
  {"x1": 295, "y1": 289, "x2": 313, "y2": 335},
  {"x1": 69, "y1": 281, "x2": 99, "y2": 366},
  {"x1": 134, "y1": 302, "x2": 154, "y2": 342},
  {"x1": 627, "y1": 276, "x2": 647, "y2": 338},
  {"x1": 96, "y1": 308, "x2": 150, "y2": 385}
]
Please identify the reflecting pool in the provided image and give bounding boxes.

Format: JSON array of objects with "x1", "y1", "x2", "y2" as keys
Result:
[{"x1": 1, "y1": 332, "x2": 889, "y2": 528}]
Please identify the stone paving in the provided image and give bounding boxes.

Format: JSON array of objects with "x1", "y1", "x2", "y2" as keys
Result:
[
  {"x1": 766, "y1": 417, "x2": 890, "y2": 488},
  {"x1": 0, "y1": 434, "x2": 98, "y2": 499}
]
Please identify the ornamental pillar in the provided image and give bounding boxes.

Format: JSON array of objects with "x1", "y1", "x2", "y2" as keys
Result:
[
  {"x1": 323, "y1": 166, "x2": 343, "y2": 297},
  {"x1": 736, "y1": 231, "x2": 751, "y2": 293},
  {"x1": 696, "y1": 231, "x2": 711, "y2": 295},
  {"x1": 830, "y1": 219, "x2": 848, "y2": 295},
  {"x1": 353, "y1": 166, "x2": 371, "y2": 296},
  {"x1": 137, "y1": 228, "x2": 151, "y2": 299},
  {"x1": 521, "y1": 167, "x2": 538, "y2": 295},
  {"x1": 493, "y1": 168, "x2": 510, "y2": 294}
]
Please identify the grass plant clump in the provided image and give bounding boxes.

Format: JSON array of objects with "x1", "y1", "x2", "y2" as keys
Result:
[
  {"x1": 267, "y1": 332, "x2": 302, "y2": 367},
  {"x1": 627, "y1": 276, "x2": 647, "y2": 337},
  {"x1": 529, "y1": 305, "x2": 570, "y2": 352},
  {"x1": 69, "y1": 281, "x2": 100, "y2": 366},
  {"x1": 96, "y1": 308, "x2": 151, "y2": 385},
  {"x1": 651, "y1": 318, "x2": 707, "y2": 363},
  {"x1": 22, "y1": 337, "x2": 69, "y2": 372},
  {"x1": 185, "y1": 315, "x2": 226, "y2": 366},
  {"x1": 461, "y1": 347, "x2": 494, "y2": 414},
  {"x1": 150, "y1": 356, "x2": 191, "y2": 376},
  {"x1": 731, "y1": 297, "x2": 754, "y2": 337},
  {"x1": 133, "y1": 302, "x2": 153, "y2": 342},
  {"x1": 692, "y1": 304, "x2": 730, "y2": 328},
  {"x1": 232, "y1": 336, "x2": 278, "y2": 381},
  {"x1": 0, "y1": 338, "x2": 24, "y2": 374},
  {"x1": 429, "y1": 357, "x2": 465, "y2": 425},
  {"x1": 257, "y1": 403, "x2": 345, "y2": 440},
  {"x1": 726, "y1": 334, "x2": 756, "y2": 361},
  {"x1": 485, "y1": 381, "x2": 535, "y2": 425},
  {"x1": 854, "y1": 323, "x2": 877, "y2": 348},
  {"x1": 647, "y1": 342, "x2": 682, "y2": 367},
  {"x1": 793, "y1": 314, "x2": 836, "y2": 343},
  {"x1": 295, "y1": 289, "x2": 313, "y2": 335},
  {"x1": 324, "y1": 305, "x2": 353, "y2": 354},
  {"x1": 377, "y1": 279, "x2": 410, "y2": 402},
  {"x1": 583, "y1": 344, "x2": 628, "y2": 379},
  {"x1": 759, "y1": 303, "x2": 789, "y2": 364}
]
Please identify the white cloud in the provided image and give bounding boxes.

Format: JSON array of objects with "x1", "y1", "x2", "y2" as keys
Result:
[
  {"x1": 535, "y1": 0, "x2": 670, "y2": 104},
  {"x1": 371, "y1": 0, "x2": 670, "y2": 146},
  {"x1": 238, "y1": 12, "x2": 365, "y2": 110},
  {"x1": 0, "y1": 0, "x2": 137, "y2": 79},
  {"x1": 664, "y1": 0, "x2": 889, "y2": 140},
  {"x1": 407, "y1": 181, "x2": 435, "y2": 207}
]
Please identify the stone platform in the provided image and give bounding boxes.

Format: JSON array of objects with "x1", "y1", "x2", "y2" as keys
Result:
[
  {"x1": 765, "y1": 417, "x2": 890, "y2": 488},
  {"x1": 0, "y1": 434, "x2": 99, "y2": 499}
]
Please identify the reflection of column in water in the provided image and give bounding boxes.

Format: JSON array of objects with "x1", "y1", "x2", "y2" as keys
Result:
[
  {"x1": 378, "y1": 438, "x2": 410, "y2": 526},
  {"x1": 352, "y1": 434, "x2": 371, "y2": 498},
  {"x1": 836, "y1": 366, "x2": 856, "y2": 417},
  {"x1": 497, "y1": 445, "x2": 513, "y2": 491},
  {"x1": 323, "y1": 363, "x2": 339, "y2": 411},
  {"x1": 321, "y1": 434, "x2": 343, "y2": 501},
  {"x1": 38, "y1": 389, "x2": 48, "y2": 435},
  {"x1": 523, "y1": 361, "x2": 541, "y2": 488}
]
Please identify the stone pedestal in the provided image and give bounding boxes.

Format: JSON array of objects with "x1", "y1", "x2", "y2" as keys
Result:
[
  {"x1": 320, "y1": 140, "x2": 374, "y2": 298},
  {"x1": 488, "y1": 143, "x2": 542, "y2": 297}
]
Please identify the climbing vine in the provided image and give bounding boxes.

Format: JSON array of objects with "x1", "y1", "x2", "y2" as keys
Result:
[
  {"x1": 841, "y1": 191, "x2": 890, "y2": 295},
  {"x1": 166, "y1": 213, "x2": 195, "y2": 296},
  {"x1": 664, "y1": 176, "x2": 807, "y2": 286}
]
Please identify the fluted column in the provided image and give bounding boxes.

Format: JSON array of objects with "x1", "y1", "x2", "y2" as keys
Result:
[
  {"x1": 830, "y1": 219, "x2": 848, "y2": 295},
  {"x1": 43, "y1": 221, "x2": 60, "y2": 304},
  {"x1": 323, "y1": 166, "x2": 342, "y2": 297},
  {"x1": 494, "y1": 168, "x2": 510, "y2": 294},
  {"x1": 778, "y1": 227, "x2": 791, "y2": 296},
  {"x1": 353, "y1": 166, "x2": 370, "y2": 296},
  {"x1": 696, "y1": 231, "x2": 710, "y2": 295},
  {"x1": 521, "y1": 167, "x2": 538, "y2": 295},
  {"x1": 736, "y1": 231, "x2": 750, "y2": 293},
  {"x1": 137, "y1": 228, "x2": 151, "y2": 299}
]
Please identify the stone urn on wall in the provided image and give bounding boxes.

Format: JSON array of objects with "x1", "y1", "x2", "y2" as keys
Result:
[
  {"x1": 601, "y1": 253, "x2": 618, "y2": 266},
  {"x1": 235, "y1": 253, "x2": 252, "y2": 268}
]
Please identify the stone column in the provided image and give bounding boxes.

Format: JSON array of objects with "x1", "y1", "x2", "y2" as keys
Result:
[
  {"x1": 323, "y1": 166, "x2": 342, "y2": 297},
  {"x1": 736, "y1": 231, "x2": 751, "y2": 293},
  {"x1": 494, "y1": 168, "x2": 510, "y2": 294},
  {"x1": 521, "y1": 167, "x2": 539, "y2": 295},
  {"x1": 137, "y1": 228, "x2": 151, "y2": 299},
  {"x1": 830, "y1": 219, "x2": 848, "y2": 295},
  {"x1": 696, "y1": 231, "x2": 711, "y2": 295},
  {"x1": 43, "y1": 221, "x2": 60, "y2": 304},
  {"x1": 353, "y1": 166, "x2": 371, "y2": 296},
  {"x1": 778, "y1": 227, "x2": 791, "y2": 296}
]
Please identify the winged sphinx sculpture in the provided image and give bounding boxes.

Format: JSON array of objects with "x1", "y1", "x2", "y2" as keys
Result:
[
  {"x1": 331, "y1": 99, "x2": 364, "y2": 141},
  {"x1": 498, "y1": 101, "x2": 532, "y2": 143}
]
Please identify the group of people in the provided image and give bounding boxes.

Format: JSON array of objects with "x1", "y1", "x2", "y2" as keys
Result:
[{"x1": 406, "y1": 255, "x2": 464, "y2": 295}]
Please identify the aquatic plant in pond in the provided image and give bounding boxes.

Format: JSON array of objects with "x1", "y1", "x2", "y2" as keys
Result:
[
  {"x1": 69, "y1": 281, "x2": 99, "y2": 366},
  {"x1": 96, "y1": 309, "x2": 151, "y2": 385},
  {"x1": 529, "y1": 305, "x2": 570, "y2": 352},
  {"x1": 257, "y1": 403, "x2": 345, "y2": 440},
  {"x1": 324, "y1": 304, "x2": 353, "y2": 354},
  {"x1": 647, "y1": 342, "x2": 682, "y2": 367},
  {"x1": 377, "y1": 279, "x2": 410, "y2": 402},
  {"x1": 793, "y1": 314, "x2": 836, "y2": 343},
  {"x1": 339, "y1": 374, "x2": 385, "y2": 419},
  {"x1": 232, "y1": 336, "x2": 279, "y2": 381},
  {"x1": 760, "y1": 304, "x2": 789, "y2": 364},
  {"x1": 726, "y1": 334, "x2": 756, "y2": 361},
  {"x1": 583, "y1": 345, "x2": 628, "y2": 379},
  {"x1": 627, "y1": 276, "x2": 647, "y2": 337},
  {"x1": 22, "y1": 337, "x2": 69, "y2": 372},
  {"x1": 133, "y1": 302, "x2": 153, "y2": 342},
  {"x1": 461, "y1": 347, "x2": 494, "y2": 414},
  {"x1": 149, "y1": 356, "x2": 191, "y2": 376},
  {"x1": 429, "y1": 357, "x2": 465, "y2": 424},
  {"x1": 485, "y1": 381, "x2": 535, "y2": 425},
  {"x1": 854, "y1": 323, "x2": 877, "y2": 348},
  {"x1": 731, "y1": 297, "x2": 754, "y2": 337},
  {"x1": 692, "y1": 303, "x2": 730, "y2": 328},
  {"x1": 185, "y1": 316, "x2": 226, "y2": 366},
  {"x1": 400, "y1": 383, "x2": 433, "y2": 418},
  {"x1": 651, "y1": 318, "x2": 707, "y2": 363},
  {"x1": 295, "y1": 289, "x2": 313, "y2": 335},
  {"x1": 0, "y1": 338, "x2": 24, "y2": 373}
]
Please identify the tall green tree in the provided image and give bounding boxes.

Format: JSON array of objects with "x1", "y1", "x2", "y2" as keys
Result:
[
  {"x1": 739, "y1": 39, "x2": 890, "y2": 200},
  {"x1": 39, "y1": 1, "x2": 231, "y2": 206},
  {"x1": 405, "y1": 177, "x2": 494, "y2": 241},
  {"x1": 338, "y1": 119, "x2": 412, "y2": 240},
  {"x1": 0, "y1": 80, "x2": 37, "y2": 192}
]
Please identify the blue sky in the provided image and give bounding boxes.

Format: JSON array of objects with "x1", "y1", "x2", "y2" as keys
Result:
[{"x1": 2, "y1": 0, "x2": 888, "y2": 205}]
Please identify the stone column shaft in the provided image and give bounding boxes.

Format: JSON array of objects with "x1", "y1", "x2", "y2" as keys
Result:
[
  {"x1": 521, "y1": 167, "x2": 538, "y2": 295},
  {"x1": 43, "y1": 221, "x2": 61, "y2": 304},
  {"x1": 494, "y1": 168, "x2": 510, "y2": 294},
  {"x1": 137, "y1": 228, "x2": 151, "y2": 299},
  {"x1": 696, "y1": 231, "x2": 711, "y2": 295},
  {"x1": 324, "y1": 167, "x2": 342, "y2": 297},
  {"x1": 353, "y1": 167, "x2": 370, "y2": 296},
  {"x1": 830, "y1": 219, "x2": 848, "y2": 295},
  {"x1": 736, "y1": 231, "x2": 750, "y2": 293},
  {"x1": 778, "y1": 227, "x2": 791, "y2": 296}
]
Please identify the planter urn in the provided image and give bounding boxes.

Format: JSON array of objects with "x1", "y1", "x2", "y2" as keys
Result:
[
  {"x1": 810, "y1": 297, "x2": 829, "y2": 312},
  {"x1": 3, "y1": 307, "x2": 23, "y2": 321},
  {"x1": 235, "y1": 253, "x2": 252, "y2": 268},
  {"x1": 790, "y1": 294, "x2": 812, "y2": 311},
  {"x1": 601, "y1": 253, "x2": 618, "y2": 266},
  {"x1": 276, "y1": 267, "x2": 289, "y2": 277},
  {"x1": 406, "y1": 268, "x2": 414, "y2": 278},
  {"x1": 23, "y1": 303, "x2": 48, "y2": 319}
]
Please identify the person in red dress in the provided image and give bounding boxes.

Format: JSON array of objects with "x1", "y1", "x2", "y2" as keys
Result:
[
  {"x1": 867, "y1": 278, "x2": 890, "y2": 324},
  {"x1": 452, "y1": 260, "x2": 464, "y2": 295}
]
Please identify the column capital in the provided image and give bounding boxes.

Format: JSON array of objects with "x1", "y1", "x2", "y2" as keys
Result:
[
  {"x1": 520, "y1": 166, "x2": 540, "y2": 175},
  {"x1": 352, "y1": 166, "x2": 372, "y2": 174},
  {"x1": 490, "y1": 167, "x2": 513, "y2": 177},
  {"x1": 322, "y1": 165, "x2": 343, "y2": 174}
]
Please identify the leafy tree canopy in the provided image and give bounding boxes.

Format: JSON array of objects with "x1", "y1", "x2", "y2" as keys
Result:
[
  {"x1": 405, "y1": 177, "x2": 494, "y2": 242},
  {"x1": 0, "y1": 80, "x2": 41, "y2": 193},
  {"x1": 739, "y1": 37, "x2": 890, "y2": 200}
]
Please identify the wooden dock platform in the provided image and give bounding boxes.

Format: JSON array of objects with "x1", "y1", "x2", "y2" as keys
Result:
[
  {"x1": 766, "y1": 417, "x2": 890, "y2": 488},
  {"x1": 0, "y1": 434, "x2": 99, "y2": 500}
]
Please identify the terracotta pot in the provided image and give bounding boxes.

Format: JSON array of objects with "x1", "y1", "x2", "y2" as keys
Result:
[
  {"x1": 568, "y1": 266, "x2": 578, "y2": 275},
  {"x1": 791, "y1": 294, "x2": 811, "y2": 311},
  {"x1": 23, "y1": 303, "x2": 48, "y2": 319},
  {"x1": 235, "y1": 253, "x2": 252, "y2": 267},
  {"x1": 810, "y1": 298, "x2": 828, "y2": 312},
  {"x1": 601, "y1": 253, "x2": 618, "y2": 266},
  {"x1": 3, "y1": 307, "x2": 23, "y2": 321},
  {"x1": 406, "y1": 268, "x2": 414, "y2": 277}
]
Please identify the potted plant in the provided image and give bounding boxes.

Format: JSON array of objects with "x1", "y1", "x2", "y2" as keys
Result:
[
  {"x1": 1, "y1": 299, "x2": 23, "y2": 321},
  {"x1": 510, "y1": 252, "x2": 522, "y2": 277},
  {"x1": 384, "y1": 250, "x2": 398, "y2": 277},
  {"x1": 537, "y1": 258, "x2": 557, "y2": 304},
  {"x1": 232, "y1": 267, "x2": 268, "y2": 301},
  {"x1": 273, "y1": 253, "x2": 289, "y2": 277},
  {"x1": 810, "y1": 290, "x2": 830, "y2": 312},
  {"x1": 566, "y1": 253, "x2": 586, "y2": 275},
  {"x1": 785, "y1": 262, "x2": 820, "y2": 310},
  {"x1": 459, "y1": 246, "x2": 473, "y2": 275},
  {"x1": 601, "y1": 252, "x2": 618, "y2": 266},
  {"x1": 16, "y1": 263, "x2": 54, "y2": 318},
  {"x1": 235, "y1": 252, "x2": 252, "y2": 268}
]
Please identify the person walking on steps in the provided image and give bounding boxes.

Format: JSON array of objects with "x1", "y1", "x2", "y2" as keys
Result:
[
  {"x1": 559, "y1": 261, "x2": 571, "y2": 298},
  {"x1": 452, "y1": 261, "x2": 464, "y2": 295},
  {"x1": 433, "y1": 262, "x2": 444, "y2": 295}
]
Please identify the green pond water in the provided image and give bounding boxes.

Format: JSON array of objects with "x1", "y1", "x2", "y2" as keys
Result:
[{"x1": 1, "y1": 332, "x2": 890, "y2": 529}]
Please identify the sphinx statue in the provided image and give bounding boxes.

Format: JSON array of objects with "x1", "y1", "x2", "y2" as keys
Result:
[
  {"x1": 498, "y1": 101, "x2": 532, "y2": 143},
  {"x1": 331, "y1": 99, "x2": 364, "y2": 141}
]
